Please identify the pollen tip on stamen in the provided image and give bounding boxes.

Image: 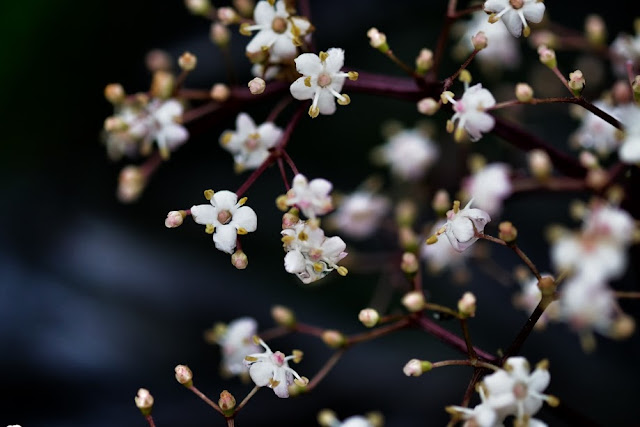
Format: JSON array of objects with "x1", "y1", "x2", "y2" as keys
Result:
[
  {"x1": 523, "y1": 25, "x2": 531, "y2": 38},
  {"x1": 440, "y1": 91, "x2": 454, "y2": 104},
  {"x1": 347, "y1": 71, "x2": 359, "y2": 81},
  {"x1": 238, "y1": 196, "x2": 248, "y2": 206},
  {"x1": 536, "y1": 359, "x2": 549, "y2": 370},
  {"x1": 237, "y1": 227, "x2": 248, "y2": 235},
  {"x1": 454, "y1": 126, "x2": 466, "y2": 142},
  {"x1": 292, "y1": 349, "x2": 304, "y2": 363},
  {"x1": 220, "y1": 131, "x2": 233, "y2": 145},
  {"x1": 294, "y1": 377, "x2": 309, "y2": 387},
  {"x1": 546, "y1": 395, "x2": 560, "y2": 407},
  {"x1": 292, "y1": 36, "x2": 303, "y2": 47},
  {"x1": 337, "y1": 266, "x2": 348, "y2": 276},
  {"x1": 244, "y1": 355, "x2": 258, "y2": 362},
  {"x1": 453, "y1": 200, "x2": 461, "y2": 214},
  {"x1": 437, "y1": 226, "x2": 446, "y2": 235},
  {"x1": 204, "y1": 189, "x2": 214, "y2": 200},
  {"x1": 269, "y1": 379, "x2": 281, "y2": 388},
  {"x1": 446, "y1": 120, "x2": 455, "y2": 133},
  {"x1": 337, "y1": 94, "x2": 351, "y2": 106},
  {"x1": 205, "y1": 224, "x2": 215, "y2": 234},
  {"x1": 488, "y1": 13, "x2": 500, "y2": 23},
  {"x1": 304, "y1": 76, "x2": 312, "y2": 87},
  {"x1": 313, "y1": 262, "x2": 324, "y2": 272},
  {"x1": 308, "y1": 105, "x2": 320, "y2": 118},
  {"x1": 239, "y1": 23, "x2": 252, "y2": 36},
  {"x1": 426, "y1": 235, "x2": 439, "y2": 245},
  {"x1": 252, "y1": 335, "x2": 261, "y2": 345},
  {"x1": 282, "y1": 235, "x2": 295, "y2": 244},
  {"x1": 319, "y1": 51, "x2": 329, "y2": 62}
]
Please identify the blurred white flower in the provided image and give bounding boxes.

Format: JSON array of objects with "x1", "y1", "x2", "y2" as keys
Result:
[
  {"x1": 217, "y1": 317, "x2": 261, "y2": 376},
  {"x1": 220, "y1": 113, "x2": 283, "y2": 172},
  {"x1": 377, "y1": 129, "x2": 439, "y2": 180},
  {"x1": 331, "y1": 191, "x2": 390, "y2": 239},
  {"x1": 129, "y1": 99, "x2": 189, "y2": 158},
  {"x1": 286, "y1": 174, "x2": 334, "y2": 219},
  {"x1": 571, "y1": 101, "x2": 621, "y2": 156},
  {"x1": 459, "y1": 12, "x2": 520, "y2": 68},
  {"x1": 421, "y1": 220, "x2": 468, "y2": 272},
  {"x1": 462, "y1": 163, "x2": 512, "y2": 216}
]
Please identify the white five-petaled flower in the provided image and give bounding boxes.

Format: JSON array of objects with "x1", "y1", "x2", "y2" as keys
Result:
[
  {"x1": 442, "y1": 200, "x2": 491, "y2": 252},
  {"x1": 243, "y1": 338, "x2": 307, "y2": 398},
  {"x1": 462, "y1": 163, "x2": 512, "y2": 216},
  {"x1": 191, "y1": 190, "x2": 258, "y2": 254},
  {"x1": 282, "y1": 220, "x2": 348, "y2": 284},
  {"x1": 286, "y1": 174, "x2": 333, "y2": 219},
  {"x1": 484, "y1": 0, "x2": 546, "y2": 38},
  {"x1": 220, "y1": 113, "x2": 283, "y2": 172},
  {"x1": 128, "y1": 98, "x2": 189, "y2": 159},
  {"x1": 243, "y1": 0, "x2": 312, "y2": 63},
  {"x1": 330, "y1": 190, "x2": 390, "y2": 239},
  {"x1": 421, "y1": 220, "x2": 468, "y2": 272},
  {"x1": 376, "y1": 129, "x2": 439, "y2": 181},
  {"x1": 290, "y1": 48, "x2": 357, "y2": 118},
  {"x1": 444, "y1": 83, "x2": 496, "y2": 142},
  {"x1": 458, "y1": 12, "x2": 521, "y2": 69},
  {"x1": 216, "y1": 317, "x2": 261, "y2": 376}
]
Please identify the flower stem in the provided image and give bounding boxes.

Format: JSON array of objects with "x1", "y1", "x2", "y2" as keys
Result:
[
  {"x1": 277, "y1": 157, "x2": 291, "y2": 191},
  {"x1": 188, "y1": 385, "x2": 224, "y2": 415},
  {"x1": 294, "y1": 322, "x2": 326, "y2": 337},
  {"x1": 459, "y1": 318, "x2": 477, "y2": 360},
  {"x1": 347, "y1": 318, "x2": 411, "y2": 346},
  {"x1": 501, "y1": 300, "x2": 549, "y2": 361},
  {"x1": 266, "y1": 96, "x2": 293, "y2": 123},
  {"x1": 258, "y1": 325, "x2": 292, "y2": 341},
  {"x1": 615, "y1": 291, "x2": 640, "y2": 299},
  {"x1": 145, "y1": 414, "x2": 157, "y2": 427},
  {"x1": 443, "y1": 49, "x2": 479, "y2": 91},
  {"x1": 551, "y1": 66, "x2": 574, "y2": 95},
  {"x1": 235, "y1": 385, "x2": 260, "y2": 413},
  {"x1": 431, "y1": 359, "x2": 499, "y2": 371},
  {"x1": 305, "y1": 349, "x2": 345, "y2": 392},
  {"x1": 423, "y1": 302, "x2": 460, "y2": 319},
  {"x1": 476, "y1": 233, "x2": 541, "y2": 280}
]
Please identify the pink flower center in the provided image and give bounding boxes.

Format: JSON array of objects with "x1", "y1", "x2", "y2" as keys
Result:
[
  {"x1": 513, "y1": 382, "x2": 528, "y2": 400},
  {"x1": 317, "y1": 73, "x2": 332, "y2": 88},
  {"x1": 454, "y1": 102, "x2": 466, "y2": 113},
  {"x1": 272, "y1": 351, "x2": 285, "y2": 366},
  {"x1": 271, "y1": 17, "x2": 288, "y2": 34},
  {"x1": 217, "y1": 210, "x2": 232, "y2": 225},
  {"x1": 245, "y1": 134, "x2": 260, "y2": 151},
  {"x1": 509, "y1": 0, "x2": 524, "y2": 9}
]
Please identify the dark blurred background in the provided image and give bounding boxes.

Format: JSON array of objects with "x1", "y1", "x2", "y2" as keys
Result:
[{"x1": 1, "y1": 1, "x2": 639, "y2": 426}]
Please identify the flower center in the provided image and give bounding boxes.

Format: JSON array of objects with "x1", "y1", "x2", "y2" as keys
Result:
[
  {"x1": 454, "y1": 102, "x2": 466, "y2": 113},
  {"x1": 271, "y1": 17, "x2": 288, "y2": 34},
  {"x1": 509, "y1": 0, "x2": 524, "y2": 9},
  {"x1": 245, "y1": 133, "x2": 260, "y2": 151},
  {"x1": 317, "y1": 72, "x2": 332, "y2": 88},
  {"x1": 217, "y1": 210, "x2": 232, "y2": 225},
  {"x1": 272, "y1": 351, "x2": 285, "y2": 366},
  {"x1": 513, "y1": 381, "x2": 528, "y2": 400}
]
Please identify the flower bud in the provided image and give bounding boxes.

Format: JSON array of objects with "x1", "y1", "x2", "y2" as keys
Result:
[
  {"x1": 611, "y1": 314, "x2": 636, "y2": 340},
  {"x1": 185, "y1": 0, "x2": 211, "y2": 16},
  {"x1": 579, "y1": 150, "x2": 599, "y2": 169},
  {"x1": 537, "y1": 276, "x2": 556, "y2": 298},
  {"x1": 395, "y1": 199, "x2": 418, "y2": 226},
  {"x1": 233, "y1": 0, "x2": 254, "y2": 17},
  {"x1": 150, "y1": 70, "x2": 175, "y2": 99},
  {"x1": 210, "y1": 83, "x2": 230, "y2": 102},
  {"x1": 402, "y1": 291, "x2": 425, "y2": 312},
  {"x1": 528, "y1": 149, "x2": 552, "y2": 181},
  {"x1": 498, "y1": 221, "x2": 518, "y2": 243},
  {"x1": 367, "y1": 27, "x2": 388, "y2": 52},
  {"x1": 104, "y1": 83, "x2": 125, "y2": 104},
  {"x1": 537, "y1": 45, "x2": 557, "y2": 69},
  {"x1": 248, "y1": 77, "x2": 266, "y2": 95},
  {"x1": 417, "y1": 97, "x2": 440, "y2": 115},
  {"x1": 612, "y1": 80, "x2": 632, "y2": 104},
  {"x1": 471, "y1": 31, "x2": 488, "y2": 50},
  {"x1": 271, "y1": 305, "x2": 296, "y2": 327},
  {"x1": 585, "y1": 14, "x2": 606, "y2": 46},
  {"x1": 399, "y1": 227, "x2": 419, "y2": 253},
  {"x1": 321, "y1": 330, "x2": 346, "y2": 348},
  {"x1": 403, "y1": 358, "x2": 432, "y2": 377},
  {"x1": 282, "y1": 208, "x2": 300, "y2": 229},
  {"x1": 218, "y1": 390, "x2": 236, "y2": 415},
  {"x1": 211, "y1": 22, "x2": 231, "y2": 47},
  {"x1": 457, "y1": 292, "x2": 477, "y2": 318},
  {"x1": 135, "y1": 388, "x2": 154, "y2": 416},
  {"x1": 145, "y1": 49, "x2": 173, "y2": 72},
  {"x1": 175, "y1": 364, "x2": 193, "y2": 387},
  {"x1": 217, "y1": 7, "x2": 239, "y2": 24},
  {"x1": 178, "y1": 51, "x2": 197, "y2": 71},
  {"x1": 165, "y1": 210, "x2": 186, "y2": 228},
  {"x1": 401, "y1": 252, "x2": 419, "y2": 275},
  {"x1": 358, "y1": 308, "x2": 380, "y2": 328},
  {"x1": 568, "y1": 70, "x2": 585, "y2": 96},
  {"x1": 415, "y1": 48, "x2": 433, "y2": 74},
  {"x1": 366, "y1": 412, "x2": 385, "y2": 427},
  {"x1": 515, "y1": 83, "x2": 534, "y2": 102},
  {"x1": 231, "y1": 250, "x2": 248, "y2": 269},
  {"x1": 317, "y1": 409, "x2": 338, "y2": 426},
  {"x1": 586, "y1": 168, "x2": 608, "y2": 191},
  {"x1": 118, "y1": 166, "x2": 146, "y2": 203}
]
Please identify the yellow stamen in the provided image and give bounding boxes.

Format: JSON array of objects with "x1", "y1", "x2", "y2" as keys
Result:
[
  {"x1": 269, "y1": 379, "x2": 281, "y2": 388},
  {"x1": 205, "y1": 224, "x2": 215, "y2": 234},
  {"x1": 536, "y1": 359, "x2": 549, "y2": 370},
  {"x1": 298, "y1": 231, "x2": 308, "y2": 241},
  {"x1": 347, "y1": 71, "x2": 359, "y2": 81},
  {"x1": 294, "y1": 377, "x2": 309, "y2": 387},
  {"x1": 459, "y1": 69, "x2": 472, "y2": 83},
  {"x1": 308, "y1": 105, "x2": 319, "y2": 118},
  {"x1": 319, "y1": 51, "x2": 328, "y2": 62},
  {"x1": 282, "y1": 235, "x2": 295, "y2": 244},
  {"x1": 337, "y1": 266, "x2": 348, "y2": 276},
  {"x1": 304, "y1": 76, "x2": 312, "y2": 87},
  {"x1": 453, "y1": 200, "x2": 461, "y2": 214},
  {"x1": 426, "y1": 235, "x2": 438, "y2": 245},
  {"x1": 523, "y1": 25, "x2": 531, "y2": 37},
  {"x1": 204, "y1": 189, "x2": 214, "y2": 200},
  {"x1": 337, "y1": 94, "x2": 351, "y2": 106},
  {"x1": 488, "y1": 13, "x2": 499, "y2": 24},
  {"x1": 292, "y1": 350, "x2": 303, "y2": 363},
  {"x1": 238, "y1": 196, "x2": 248, "y2": 206},
  {"x1": 237, "y1": 227, "x2": 248, "y2": 235},
  {"x1": 244, "y1": 356, "x2": 258, "y2": 362},
  {"x1": 446, "y1": 120, "x2": 455, "y2": 133},
  {"x1": 252, "y1": 335, "x2": 261, "y2": 344},
  {"x1": 220, "y1": 131, "x2": 233, "y2": 145},
  {"x1": 313, "y1": 262, "x2": 324, "y2": 272},
  {"x1": 239, "y1": 23, "x2": 252, "y2": 36}
]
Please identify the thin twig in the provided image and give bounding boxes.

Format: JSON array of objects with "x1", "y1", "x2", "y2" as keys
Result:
[
  {"x1": 235, "y1": 385, "x2": 260, "y2": 413},
  {"x1": 188, "y1": 385, "x2": 224, "y2": 415},
  {"x1": 305, "y1": 349, "x2": 346, "y2": 392}
]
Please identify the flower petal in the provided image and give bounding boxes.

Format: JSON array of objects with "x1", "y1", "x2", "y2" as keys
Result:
[
  {"x1": 295, "y1": 52, "x2": 323, "y2": 76},
  {"x1": 316, "y1": 90, "x2": 337, "y2": 115},
  {"x1": 270, "y1": 36, "x2": 297, "y2": 61},
  {"x1": 290, "y1": 77, "x2": 316, "y2": 101},
  {"x1": 253, "y1": 0, "x2": 276, "y2": 25},
  {"x1": 246, "y1": 30, "x2": 277, "y2": 54},
  {"x1": 155, "y1": 99, "x2": 183, "y2": 124},
  {"x1": 232, "y1": 206, "x2": 258, "y2": 232},
  {"x1": 212, "y1": 190, "x2": 238, "y2": 211},
  {"x1": 483, "y1": 0, "x2": 508, "y2": 13},
  {"x1": 523, "y1": 2, "x2": 545, "y2": 23},
  {"x1": 284, "y1": 250, "x2": 306, "y2": 273},
  {"x1": 160, "y1": 124, "x2": 189, "y2": 149},
  {"x1": 249, "y1": 361, "x2": 274, "y2": 387},
  {"x1": 213, "y1": 224, "x2": 238, "y2": 254},
  {"x1": 502, "y1": 10, "x2": 523, "y2": 37},
  {"x1": 190, "y1": 204, "x2": 217, "y2": 225},
  {"x1": 324, "y1": 48, "x2": 345, "y2": 74},
  {"x1": 257, "y1": 122, "x2": 283, "y2": 147},
  {"x1": 236, "y1": 112, "x2": 256, "y2": 135}
]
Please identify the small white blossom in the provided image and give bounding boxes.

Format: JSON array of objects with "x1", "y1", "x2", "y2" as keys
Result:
[
  {"x1": 286, "y1": 174, "x2": 333, "y2": 219},
  {"x1": 376, "y1": 129, "x2": 439, "y2": 180},
  {"x1": 338, "y1": 416, "x2": 374, "y2": 427},
  {"x1": 484, "y1": 0, "x2": 546, "y2": 38},
  {"x1": 244, "y1": 0, "x2": 312, "y2": 62},
  {"x1": 243, "y1": 338, "x2": 307, "y2": 398},
  {"x1": 571, "y1": 101, "x2": 621, "y2": 156},
  {"x1": 458, "y1": 12, "x2": 520, "y2": 69},
  {"x1": 191, "y1": 190, "x2": 258, "y2": 254},
  {"x1": 443, "y1": 200, "x2": 491, "y2": 252},
  {"x1": 611, "y1": 32, "x2": 640, "y2": 77},
  {"x1": 421, "y1": 220, "x2": 468, "y2": 272},
  {"x1": 217, "y1": 317, "x2": 261, "y2": 376},
  {"x1": 445, "y1": 83, "x2": 496, "y2": 142},
  {"x1": 462, "y1": 163, "x2": 512, "y2": 216},
  {"x1": 103, "y1": 104, "x2": 141, "y2": 160},
  {"x1": 331, "y1": 191, "x2": 390, "y2": 239},
  {"x1": 447, "y1": 403, "x2": 500, "y2": 427},
  {"x1": 220, "y1": 113, "x2": 283, "y2": 171},
  {"x1": 582, "y1": 202, "x2": 635, "y2": 246},
  {"x1": 128, "y1": 98, "x2": 189, "y2": 158},
  {"x1": 290, "y1": 48, "x2": 356, "y2": 118},
  {"x1": 282, "y1": 220, "x2": 347, "y2": 284}
]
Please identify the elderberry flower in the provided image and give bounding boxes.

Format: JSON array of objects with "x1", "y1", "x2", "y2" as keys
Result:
[
  {"x1": 128, "y1": 98, "x2": 189, "y2": 159},
  {"x1": 216, "y1": 317, "x2": 262, "y2": 376},
  {"x1": 282, "y1": 220, "x2": 348, "y2": 284},
  {"x1": 421, "y1": 220, "x2": 468, "y2": 272},
  {"x1": 611, "y1": 31, "x2": 640, "y2": 77},
  {"x1": 330, "y1": 191, "x2": 390, "y2": 239},
  {"x1": 484, "y1": 0, "x2": 546, "y2": 38},
  {"x1": 290, "y1": 48, "x2": 358, "y2": 118},
  {"x1": 220, "y1": 113, "x2": 283, "y2": 172},
  {"x1": 447, "y1": 403, "x2": 499, "y2": 427},
  {"x1": 285, "y1": 174, "x2": 334, "y2": 219},
  {"x1": 462, "y1": 163, "x2": 512, "y2": 216},
  {"x1": 243, "y1": 338, "x2": 308, "y2": 398},
  {"x1": 376, "y1": 129, "x2": 439, "y2": 180},
  {"x1": 191, "y1": 190, "x2": 257, "y2": 254},
  {"x1": 444, "y1": 83, "x2": 496, "y2": 142},
  {"x1": 457, "y1": 12, "x2": 520, "y2": 69},
  {"x1": 443, "y1": 200, "x2": 491, "y2": 252},
  {"x1": 243, "y1": 0, "x2": 312, "y2": 63}
]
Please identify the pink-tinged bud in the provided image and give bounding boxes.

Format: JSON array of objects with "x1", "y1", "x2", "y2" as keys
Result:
[
  {"x1": 612, "y1": 80, "x2": 632, "y2": 104},
  {"x1": 218, "y1": 390, "x2": 236, "y2": 414},
  {"x1": 415, "y1": 48, "x2": 433, "y2": 73},
  {"x1": 210, "y1": 83, "x2": 230, "y2": 102},
  {"x1": 118, "y1": 166, "x2": 146, "y2": 203},
  {"x1": 150, "y1": 70, "x2": 175, "y2": 99},
  {"x1": 367, "y1": 27, "x2": 388, "y2": 52},
  {"x1": 417, "y1": 97, "x2": 440, "y2": 116},
  {"x1": 402, "y1": 291, "x2": 425, "y2": 312},
  {"x1": 358, "y1": 308, "x2": 380, "y2": 328},
  {"x1": 145, "y1": 49, "x2": 172, "y2": 72},
  {"x1": 178, "y1": 51, "x2": 197, "y2": 71},
  {"x1": 248, "y1": 77, "x2": 266, "y2": 95},
  {"x1": 165, "y1": 210, "x2": 185, "y2": 228},
  {"x1": 568, "y1": 70, "x2": 586, "y2": 96},
  {"x1": 457, "y1": 292, "x2": 477, "y2": 317},
  {"x1": 579, "y1": 150, "x2": 599, "y2": 169},
  {"x1": 498, "y1": 221, "x2": 518, "y2": 243},
  {"x1": 135, "y1": 388, "x2": 154, "y2": 415},
  {"x1": 395, "y1": 199, "x2": 418, "y2": 226},
  {"x1": 399, "y1": 227, "x2": 419, "y2": 253},
  {"x1": 585, "y1": 14, "x2": 606, "y2": 46},
  {"x1": 231, "y1": 250, "x2": 248, "y2": 269},
  {"x1": 211, "y1": 22, "x2": 231, "y2": 46},
  {"x1": 175, "y1": 365, "x2": 193, "y2": 387},
  {"x1": 432, "y1": 189, "x2": 451, "y2": 216},
  {"x1": 530, "y1": 30, "x2": 557, "y2": 49},
  {"x1": 537, "y1": 45, "x2": 557, "y2": 69},
  {"x1": 104, "y1": 83, "x2": 125, "y2": 104},
  {"x1": 185, "y1": 0, "x2": 211, "y2": 16},
  {"x1": 271, "y1": 305, "x2": 296, "y2": 327},
  {"x1": 275, "y1": 194, "x2": 289, "y2": 212},
  {"x1": 282, "y1": 208, "x2": 300, "y2": 229},
  {"x1": 528, "y1": 149, "x2": 552, "y2": 181},
  {"x1": 403, "y1": 359, "x2": 432, "y2": 377},
  {"x1": 537, "y1": 276, "x2": 556, "y2": 298},
  {"x1": 471, "y1": 31, "x2": 488, "y2": 50},
  {"x1": 217, "y1": 7, "x2": 239, "y2": 24},
  {"x1": 515, "y1": 83, "x2": 534, "y2": 102},
  {"x1": 586, "y1": 168, "x2": 608, "y2": 191},
  {"x1": 233, "y1": 0, "x2": 254, "y2": 17},
  {"x1": 321, "y1": 330, "x2": 346, "y2": 348},
  {"x1": 401, "y1": 252, "x2": 419, "y2": 275}
]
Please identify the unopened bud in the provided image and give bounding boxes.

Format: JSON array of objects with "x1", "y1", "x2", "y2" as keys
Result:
[
  {"x1": 529, "y1": 149, "x2": 552, "y2": 181},
  {"x1": 530, "y1": 30, "x2": 557, "y2": 49},
  {"x1": 415, "y1": 48, "x2": 433, "y2": 74},
  {"x1": 395, "y1": 199, "x2": 418, "y2": 226},
  {"x1": 321, "y1": 330, "x2": 346, "y2": 348},
  {"x1": 217, "y1": 7, "x2": 239, "y2": 24},
  {"x1": 367, "y1": 27, "x2": 388, "y2": 52},
  {"x1": 248, "y1": 77, "x2": 266, "y2": 95},
  {"x1": 150, "y1": 70, "x2": 175, "y2": 99},
  {"x1": 271, "y1": 305, "x2": 296, "y2": 327},
  {"x1": 457, "y1": 292, "x2": 477, "y2": 317},
  {"x1": 317, "y1": 409, "x2": 338, "y2": 426},
  {"x1": 612, "y1": 80, "x2": 632, "y2": 104},
  {"x1": 568, "y1": 70, "x2": 586, "y2": 96},
  {"x1": 175, "y1": 364, "x2": 193, "y2": 387},
  {"x1": 403, "y1": 358, "x2": 432, "y2": 376},
  {"x1": 210, "y1": 83, "x2": 230, "y2": 102},
  {"x1": 515, "y1": 83, "x2": 534, "y2": 102},
  {"x1": 585, "y1": 14, "x2": 606, "y2": 46},
  {"x1": 276, "y1": 194, "x2": 289, "y2": 212},
  {"x1": 399, "y1": 226, "x2": 419, "y2": 253},
  {"x1": 135, "y1": 388, "x2": 154, "y2": 415},
  {"x1": 401, "y1": 252, "x2": 419, "y2": 274},
  {"x1": 402, "y1": 291, "x2": 425, "y2": 312},
  {"x1": 218, "y1": 390, "x2": 236, "y2": 414},
  {"x1": 231, "y1": 250, "x2": 248, "y2": 269},
  {"x1": 417, "y1": 97, "x2": 440, "y2": 115},
  {"x1": 165, "y1": 210, "x2": 185, "y2": 228},
  {"x1": 537, "y1": 45, "x2": 557, "y2": 69},
  {"x1": 432, "y1": 189, "x2": 451, "y2": 216},
  {"x1": 579, "y1": 150, "x2": 599, "y2": 169},
  {"x1": 104, "y1": 83, "x2": 125, "y2": 104},
  {"x1": 498, "y1": 221, "x2": 518, "y2": 243},
  {"x1": 185, "y1": 0, "x2": 211, "y2": 15},
  {"x1": 211, "y1": 22, "x2": 231, "y2": 46},
  {"x1": 233, "y1": 0, "x2": 254, "y2": 17},
  {"x1": 537, "y1": 276, "x2": 556, "y2": 298},
  {"x1": 358, "y1": 308, "x2": 380, "y2": 328},
  {"x1": 282, "y1": 208, "x2": 300, "y2": 229},
  {"x1": 586, "y1": 168, "x2": 608, "y2": 191},
  {"x1": 145, "y1": 49, "x2": 172, "y2": 72},
  {"x1": 611, "y1": 314, "x2": 636, "y2": 340},
  {"x1": 118, "y1": 166, "x2": 146, "y2": 203},
  {"x1": 178, "y1": 51, "x2": 197, "y2": 71},
  {"x1": 471, "y1": 31, "x2": 488, "y2": 50}
]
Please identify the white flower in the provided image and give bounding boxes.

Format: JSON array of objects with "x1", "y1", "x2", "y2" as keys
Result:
[
  {"x1": 191, "y1": 190, "x2": 258, "y2": 254},
  {"x1": 443, "y1": 200, "x2": 491, "y2": 252},
  {"x1": 458, "y1": 12, "x2": 520, "y2": 69},
  {"x1": 582, "y1": 202, "x2": 635, "y2": 246},
  {"x1": 482, "y1": 357, "x2": 554, "y2": 423},
  {"x1": 611, "y1": 32, "x2": 640, "y2": 77},
  {"x1": 571, "y1": 101, "x2": 621, "y2": 156},
  {"x1": 244, "y1": 0, "x2": 311, "y2": 62},
  {"x1": 421, "y1": 220, "x2": 468, "y2": 272},
  {"x1": 338, "y1": 416, "x2": 374, "y2": 427},
  {"x1": 286, "y1": 174, "x2": 333, "y2": 219},
  {"x1": 377, "y1": 129, "x2": 439, "y2": 180},
  {"x1": 129, "y1": 99, "x2": 189, "y2": 158},
  {"x1": 447, "y1": 403, "x2": 501, "y2": 427},
  {"x1": 559, "y1": 275, "x2": 618, "y2": 337},
  {"x1": 282, "y1": 220, "x2": 347, "y2": 284},
  {"x1": 484, "y1": 0, "x2": 546, "y2": 38},
  {"x1": 463, "y1": 163, "x2": 512, "y2": 216},
  {"x1": 290, "y1": 48, "x2": 356, "y2": 118},
  {"x1": 243, "y1": 338, "x2": 307, "y2": 398},
  {"x1": 220, "y1": 113, "x2": 283, "y2": 172},
  {"x1": 330, "y1": 191, "x2": 390, "y2": 239},
  {"x1": 617, "y1": 104, "x2": 640, "y2": 163},
  {"x1": 445, "y1": 83, "x2": 496, "y2": 142},
  {"x1": 103, "y1": 104, "x2": 141, "y2": 160},
  {"x1": 216, "y1": 317, "x2": 261, "y2": 376}
]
